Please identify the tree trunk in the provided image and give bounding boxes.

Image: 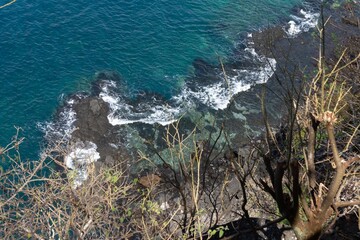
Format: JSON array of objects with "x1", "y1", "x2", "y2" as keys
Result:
[{"x1": 293, "y1": 221, "x2": 323, "y2": 240}]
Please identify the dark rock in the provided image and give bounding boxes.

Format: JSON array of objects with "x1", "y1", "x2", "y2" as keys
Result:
[
  {"x1": 73, "y1": 97, "x2": 111, "y2": 142},
  {"x1": 89, "y1": 99, "x2": 101, "y2": 115},
  {"x1": 70, "y1": 97, "x2": 133, "y2": 167},
  {"x1": 252, "y1": 26, "x2": 285, "y2": 57}
]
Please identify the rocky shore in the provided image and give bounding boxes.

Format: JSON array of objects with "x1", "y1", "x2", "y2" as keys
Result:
[
  {"x1": 50, "y1": 2, "x2": 359, "y2": 238},
  {"x1": 59, "y1": 1, "x2": 360, "y2": 172}
]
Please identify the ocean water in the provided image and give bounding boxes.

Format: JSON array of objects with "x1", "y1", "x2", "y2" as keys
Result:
[{"x1": 0, "y1": 0, "x2": 318, "y2": 161}]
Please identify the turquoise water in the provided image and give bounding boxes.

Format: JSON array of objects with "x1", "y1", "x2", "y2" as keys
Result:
[{"x1": 0, "y1": 0, "x2": 309, "y2": 160}]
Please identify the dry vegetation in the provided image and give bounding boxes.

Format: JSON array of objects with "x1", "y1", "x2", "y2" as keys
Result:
[{"x1": 1, "y1": 2, "x2": 360, "y2": 240}]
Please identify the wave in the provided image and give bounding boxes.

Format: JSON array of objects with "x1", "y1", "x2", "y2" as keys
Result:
[
  {"x1": 285, "y1": 8, "x2": 320, "y2": 37},
  {"x1": 37, "y1": 93, "x2": 87, "y2": 144},
  {"x1": 98, "y1": 80, "x2": 184, "y2": 126},
  {"x1": 186, "y1": 46, "x2": 276, "y2": 110},
  {"x1": 97, "y1": 4, "x2": 320, "y2": 125},
  {"x1": 97, "y1": 38, "x2": 276, "y2": 126}
]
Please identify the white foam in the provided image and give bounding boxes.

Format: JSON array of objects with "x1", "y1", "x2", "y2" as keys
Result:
[
  {"x1": 107, "y1": 109, "x2": 180, "y2": 126},
  {"x1": 247, "y1": 33, "x2": 254, "y2": 45},
  {"x1": 96, "y1": 34, "x2": 276, "y2": 125},
  {"x1": 99, "y1": 80, "x2": 182, "y2": 126},
  {"x1": 38, "y1": 98, "x2": 78, "y2": 143},
  {"x1": 64, "y1": 141, "x2": 100, "y2": 188},
  {"x1": 285, "y1": 9, "x2": 320, "y2": 37},
  {"x1": 189, "y1": 46, "x2": 276, "y2": 110}
]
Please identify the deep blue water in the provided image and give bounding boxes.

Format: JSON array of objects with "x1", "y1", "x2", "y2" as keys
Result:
[{"x1": 0, "y1": 0, "x2": 310, "y2": 160}]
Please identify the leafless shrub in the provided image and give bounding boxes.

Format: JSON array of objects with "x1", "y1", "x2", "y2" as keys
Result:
[
  {"x1": 246, "y1": 14, "x2": 360, "y2": 240},
  {"x1": 0, "y1": 129, "x2": 141, "y2": 239}
]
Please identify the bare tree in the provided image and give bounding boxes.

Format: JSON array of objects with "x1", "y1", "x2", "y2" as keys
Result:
[
  {"x1": 0, "y1": 129, "x2": 141, "y2": 239},
  {"x1": 251, "y1": 14, "x2": 360, "y2": 240}
]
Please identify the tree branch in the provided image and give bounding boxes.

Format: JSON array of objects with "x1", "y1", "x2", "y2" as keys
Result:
[
  {"x1": 335, "y1": 200, "x2": 360, "y2": 208},
  {"x1": 307, "y1": 115, "x2": 319, "y2": 190},
  {"x1": 320, "y1": 123, "x2": 346, "y2": 212}
]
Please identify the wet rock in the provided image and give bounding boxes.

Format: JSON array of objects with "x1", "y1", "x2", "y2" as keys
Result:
[
  {"x1": 89, "y1": 99, "x2": 101, "y2": 115},
  {"x1": 69, "y1": 96, "x2": 133, "y2": 168},
  {"x1": 73, "y1": 97, "x2": 111, "y2": 142},
  {"x1": 252, "y1": 26, "x2": 285, "y2": 57}
]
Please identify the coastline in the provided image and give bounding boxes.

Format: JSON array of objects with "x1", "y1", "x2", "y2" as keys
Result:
[
  {"x1": 44, "y1": 0, "x2": 360, "y2": 180},
  {"x1": 2, "y1": 1, "x2": 359, "y2": 239},
  {"x1": 45, "y1": 2, "x2": 326, "y2": 176}
]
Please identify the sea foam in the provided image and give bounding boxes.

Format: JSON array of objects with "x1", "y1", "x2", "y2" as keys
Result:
[
  {"x1": 99, "y1": 80, "x2": 183, "y2": 126},
  {"x1": 37, "y1": 95, "x2": 81, "y2": 143},
  {"x1": 285, "y1": 9, "x2": 320, "y2": 37},
  {"x1": 64, "y1": 141, "x2": 100, "y2": 188},
  {"x1": 188, "y1": 47, "x2": 276, "y2": 110},
  {"x1": 98, "y1": 46, "x2": 276, "y2": 125}
]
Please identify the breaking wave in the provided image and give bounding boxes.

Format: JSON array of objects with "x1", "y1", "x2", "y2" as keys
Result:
[
  {"x1": 37, "y1": 93, "x2": 87, "y2": 144},
  {"x1": 185, "y1": 46, "x2": 276, "y2": 110},
  {"x1": 97, "y1": 41, "x2": 276, "y2": 126},
  {"x1": 285, "y1": 8, "x2": 319, "y2": 37},
  {"x1": 99, "y1": 80, "x2": 184, "y2": 126}
]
